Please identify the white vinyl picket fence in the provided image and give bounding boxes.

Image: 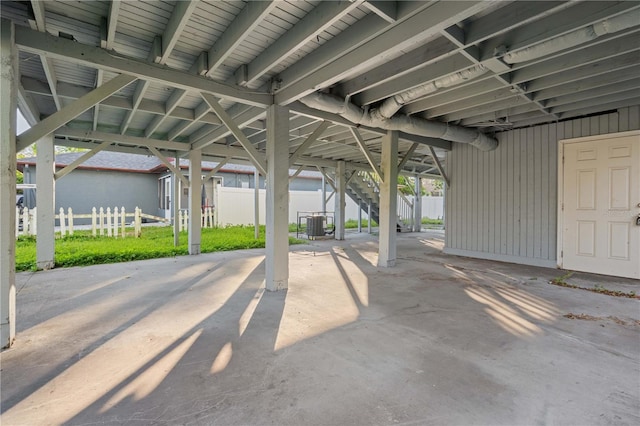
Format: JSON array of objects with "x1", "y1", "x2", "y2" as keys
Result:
[
  {"x1": 15, "y1": 207, "x2": 37, "y2": 237},
  {"x1": 178, "y1": 207, "x2": 215, "y2": 232},
  {"x1": 15, "y1": 206, "x2": 168, "y2": 239}
]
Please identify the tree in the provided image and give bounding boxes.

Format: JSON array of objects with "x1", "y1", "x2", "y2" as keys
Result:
[{"x1": 397, "y1": 175, "x2": 426, "y2": 196}]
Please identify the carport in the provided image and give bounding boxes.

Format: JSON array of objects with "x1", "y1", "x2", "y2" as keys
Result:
[{"x1": 1, "y1": 2, "x2": 639, "y2": 415}]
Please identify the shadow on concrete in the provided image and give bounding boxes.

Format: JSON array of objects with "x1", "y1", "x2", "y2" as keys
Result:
[
  {"x1": 3, "y1": 232, "x2": 639, "y2": 424},
  {"x1": 62, "y1": 258, "x2": 288, "y2": 424},
  {"x1": 2, "y1": 259, "x2": 248, "y2": 413}
]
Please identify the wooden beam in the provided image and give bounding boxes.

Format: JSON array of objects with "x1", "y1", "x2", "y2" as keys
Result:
[
  {"x1": 289, "y1": 165, "x2": 304, "y2": 183},
  {"x1": 201, "y1": 93, "x2": 267, "y2": 175},
  {"x1": 245, "y1": 1, "x2": 362, "y2": 85},
  {"x1": 206, "y1": 1, "x2": 277, "y2": 77},
  {"x1": 105, "y1": 0, "x2": 121, "y2": 50},
  {"x1": 17, "y1": 83, "x2": 39, "y2": 126},
  {"x1": 362, "y1": 1, "x2": 397, "y2": 23},
  {"x1": 168, "y1": 101, "x2": 211, "y2": 140},
  {"x1": 148, "y1": 146, "x2": 189, "y2": 187},
  {"x1": 316, "y1": 166, "x2": 337, "y2": 192},
  {"x1": 92, "y1": 69, "x2": 105, "y2": 131},
  {"x1": 203, "y1": 157, "x2": 230, "y2": 181},
  {"x1": 55, "y1": 127, "x2": 188, "y2": 151},
  {"x1": 17, "y1": 74, "x2": 137, "y2": 152},
  {"x1": 14, "y1": 25, "x2": 273, "y2": 107},
  {"x1": 29, "y1": 0, "x2": 46, "y2": 31},
  {"x1": 288, "y1": 121, "x2": 329, "y2": 166},
  {"x1": 54, "y1": 140, "x2": 111, "y2": 180},
  {"x1": 161, "y1": 1, "x2": 198, "y2": 64},
  {"x1": 350, "y1": 127, "x2": 383, "y2": 181},
  {"x1": 397, "y1": 142, "x2": 419, "y2": 170},
  {"x1": 429, "y1": 146, "x2": 449, "y2": 187}
]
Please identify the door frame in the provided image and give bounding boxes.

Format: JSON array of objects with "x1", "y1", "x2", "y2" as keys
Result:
[{"x1": 557, "y1": 129, "x2": 640, "y2": 270}]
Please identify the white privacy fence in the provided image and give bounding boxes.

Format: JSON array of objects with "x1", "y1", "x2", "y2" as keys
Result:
[
  {"x1": 214, "y1": 187, "x2": 443, "y2": 226},
  {"x1": 16, "y1": 191, "x2": 443, "y2": 238}
]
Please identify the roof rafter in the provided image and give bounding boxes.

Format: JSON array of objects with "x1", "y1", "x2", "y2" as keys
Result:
[
  {"x1": 122, "y1": 1, "x2": 198, "y2": 135},
  {"x1": 17, "y1": 74, "x2": 138, "y2": 152},
  {"x1": 28, "y1": 1, "x2": 62, "y2": 112},
  {"x1": 274, "y1": 1, "x2": 495, "y2": 105},
  {"x1": 201, "y1": 93, "x2": 267, "y2": 175},
  {"x1": 206, "y1": 1, "x2": 278, "y2": 78},
  {"x1": 242, "y1": 0, "x2": 364, "y2": 87},
  {"x1": 14, "y1": 25, "x2": 273, "y2": 107},
  {"x1": 362, "y1": 1, "x2": 397, "y2": 23}
]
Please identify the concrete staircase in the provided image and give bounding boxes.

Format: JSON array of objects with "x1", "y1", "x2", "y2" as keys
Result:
[{"x1": 346, "y1": 171, "x2": 413, "y2": 232}]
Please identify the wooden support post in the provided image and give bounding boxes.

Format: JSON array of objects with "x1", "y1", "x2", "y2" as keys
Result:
[
  {"x1": 265, "y1": 105, "x2": 289, "y2": 291},
  {"x1": 1, "y1": 18, "x2": 17, "y2": 347},
  {"x1": 378, "y1": 131, "x2": 398, "y2": 267},
  {"x1": 188, "y1": 149, "x2": 202, "y2": 254},
  {"x1": 36, "y1": 134, "x2": 55, "y2": 270},
  {"x1": 254, "y1": 169, "x2": 260, "y2": 239},
  {"x1": 173, "y1": 155, "x2": 180, "y2": 246},
  {"x1": 413, "y1": 176, "x2": 422, "y2": 232},
  {"x1": 334, "y1": 161, "x2": 346, "y2": 240}
]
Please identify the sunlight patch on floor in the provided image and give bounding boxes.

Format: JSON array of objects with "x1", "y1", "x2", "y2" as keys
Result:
[
  {"x1": 101, "y1": 329, "x2": 203, "y2": 412},
  {"x1": 465, "y1": 286, "x2": 543, "y2": 337},
  {"x1": 239, "y1": 287, "x2": 265, "y2": 337},
  {"x1": 444, "y1": 263, "x2": 558, "y2": 338},
  {"x1": 274, "y1": 249, "x2": 364, "y2": 351},
  {"x1": 419, "y1": 237, "x2": 444, "y2": 250},
  {"x1": 211, "y1": 341, "x2": 233, "y2": 374}
]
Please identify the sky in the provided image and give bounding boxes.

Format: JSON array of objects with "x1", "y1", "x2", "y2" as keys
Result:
[{"x1": 17, "y1": 109, "x2": 30, "y2": 133}]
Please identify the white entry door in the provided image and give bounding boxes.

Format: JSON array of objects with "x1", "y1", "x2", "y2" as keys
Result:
[{"x1": 560, "y1": 131, "x2": 640, "y2": 279}]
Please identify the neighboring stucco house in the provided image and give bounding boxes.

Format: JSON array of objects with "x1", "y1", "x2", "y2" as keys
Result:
[{"x1": 17, "y1": 151, "x2": 324, "y2": 223}]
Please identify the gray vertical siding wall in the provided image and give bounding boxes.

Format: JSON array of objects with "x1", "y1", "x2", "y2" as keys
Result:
[
  {"x1": 444, "y1": 106, "x2": 640, "y2": 268},
  {"x1": 23, "y1": 168, "x2": 159, "y2": 225}
]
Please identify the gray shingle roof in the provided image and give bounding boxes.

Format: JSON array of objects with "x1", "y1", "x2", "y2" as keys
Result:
[{"x1": 18, "y1": 151, "x2": 321, "y2": 178}]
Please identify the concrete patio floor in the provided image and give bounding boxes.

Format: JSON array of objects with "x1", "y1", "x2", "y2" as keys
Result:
[{"x1": 1, "y1": 231, "x2": 639, "y2": 425}]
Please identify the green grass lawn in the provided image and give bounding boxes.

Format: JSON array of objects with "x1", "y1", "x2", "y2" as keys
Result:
[{"x1": 15, "y1": 225, "x2": 303, "y2": 272}]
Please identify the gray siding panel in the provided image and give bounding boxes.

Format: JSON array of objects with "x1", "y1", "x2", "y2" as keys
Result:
[
  {"x1": 22, "y1": 169, "x2": 162, "y2": 225},
  {"x1": 444, "y1": 106, "x2": 640, "y2": 267}
]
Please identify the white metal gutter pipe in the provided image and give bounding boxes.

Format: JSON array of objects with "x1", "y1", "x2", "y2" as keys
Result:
[
  {"x1": 503, "y1": 10, "x2": 640, "y2": 64},
  {"x1": 299, "y1": 92, "x2": 498, "y2": 151},
  {"x1": 377, "y1": 64, "x2": 490, "y2": 119}
]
